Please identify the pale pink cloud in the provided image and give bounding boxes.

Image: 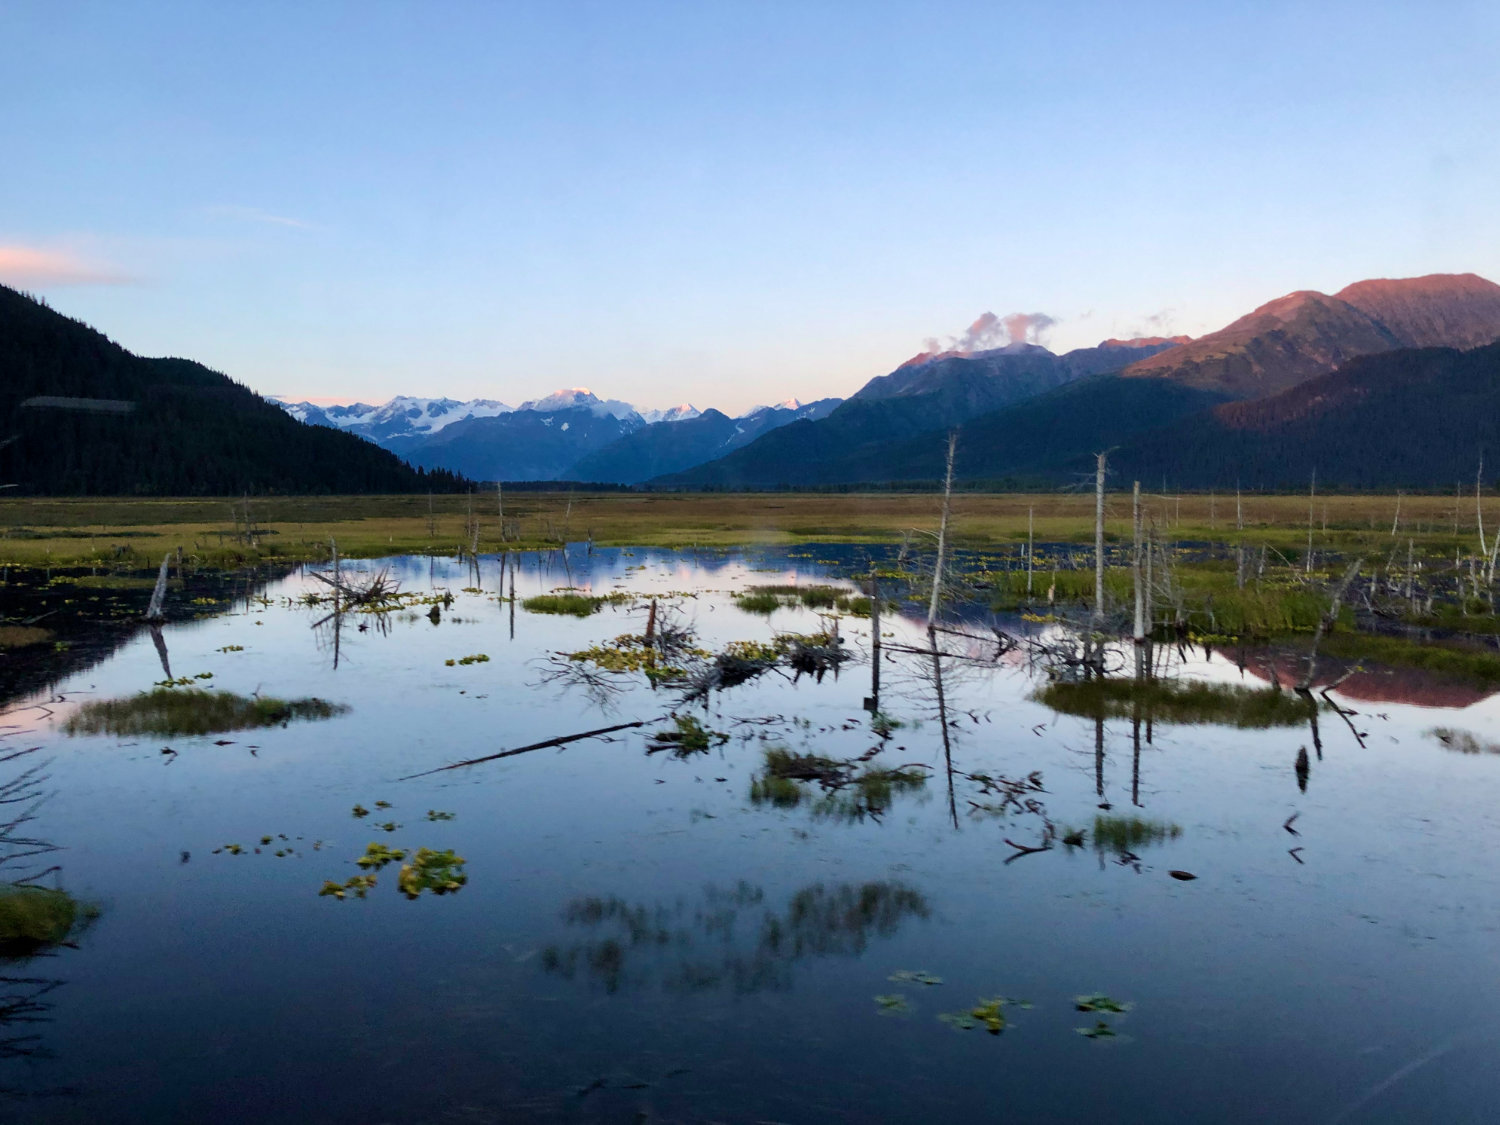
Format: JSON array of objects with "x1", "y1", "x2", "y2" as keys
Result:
[{"x1": 0, "y1": 245, "x2": 132, "y2": 286}]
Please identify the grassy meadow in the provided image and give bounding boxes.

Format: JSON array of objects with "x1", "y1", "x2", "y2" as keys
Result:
[{"x1": 0, "y1": 489, "x2": 1480, "y2": 569}]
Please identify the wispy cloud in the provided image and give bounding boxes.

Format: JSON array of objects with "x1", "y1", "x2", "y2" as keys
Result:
[
  {"x1": 204, "y1": 205, "x2": 320, "y2": 230},
  {"x1": 0, "y1": 245, "x2": 133, "y2": 286}
]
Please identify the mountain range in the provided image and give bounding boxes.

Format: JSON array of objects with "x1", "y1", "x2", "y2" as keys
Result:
[
  {"x1": 9, "y1": 271, "x2": 1500, "y2": 496},
  {"x1": 656, "y1": 272, "x2": 1500, "y2": 489},
  {"x1": 273, "y1": 388, "x2": 841, "y2": 484}
]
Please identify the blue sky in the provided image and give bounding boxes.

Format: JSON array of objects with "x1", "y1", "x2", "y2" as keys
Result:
[{"x1": 2, "y1": 0, "x2": 1497, "y2": 414}]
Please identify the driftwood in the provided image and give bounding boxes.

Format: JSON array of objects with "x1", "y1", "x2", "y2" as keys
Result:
[{"x1": 399, "y1": 718, "x2": 662, "y2": 780}]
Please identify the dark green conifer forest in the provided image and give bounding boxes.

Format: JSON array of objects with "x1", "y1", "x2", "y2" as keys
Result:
[{"x1": 0, "y1": 285, "x2": 467, "y2": 495}]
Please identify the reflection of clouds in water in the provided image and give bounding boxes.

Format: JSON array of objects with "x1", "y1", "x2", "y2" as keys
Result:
[{"x1": 541, "y1": 880, "x2": 930, "y2": 995}]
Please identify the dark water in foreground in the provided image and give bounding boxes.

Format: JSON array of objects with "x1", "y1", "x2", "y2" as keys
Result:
[{"x1": 5, "y1": 546, "x2": 1500, "y2": 1123}]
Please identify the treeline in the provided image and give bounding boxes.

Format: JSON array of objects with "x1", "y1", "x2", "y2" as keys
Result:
[{"x1": 0, "y1": 286, "x2": 469, "y2": 495}]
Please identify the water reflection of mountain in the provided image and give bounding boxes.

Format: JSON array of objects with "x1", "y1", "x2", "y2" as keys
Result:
[
  {"x1": 0, "y1": 564, "x2": 292, "y2": 708},
  {"x1": 1240, "y1": 651, "x2": 1498, "y2": 709},
  {"x1": 542, "y1": 879, "x2": 930, "y2": 995}
]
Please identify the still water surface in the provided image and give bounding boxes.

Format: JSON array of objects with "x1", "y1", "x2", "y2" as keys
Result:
[{"x1": 6, "y1": 545, "x2": 1500, "y2": 1123}]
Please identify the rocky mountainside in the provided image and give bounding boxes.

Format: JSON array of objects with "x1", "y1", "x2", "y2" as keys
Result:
[
  {"x1": 1122, "y1": 273, "x2": 1500, "y2": 398},
  {"x1": 655, "y1": 338, "x2": 1184, "y2": 488}
]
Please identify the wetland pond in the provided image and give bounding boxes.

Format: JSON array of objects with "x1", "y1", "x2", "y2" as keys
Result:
[{"x1": 5, "y1": 545, "x2": 1500, "y2": 1123}]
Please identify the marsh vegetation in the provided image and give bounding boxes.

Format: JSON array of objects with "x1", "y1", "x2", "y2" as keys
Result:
[{"x1": 62, "y1": 688, "x2": 347, "y2": 737}]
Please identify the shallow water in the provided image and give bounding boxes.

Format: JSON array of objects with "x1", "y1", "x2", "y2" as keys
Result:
[{"x1": 5, "y1": 545, "x2": 1500, "y2": 1123}]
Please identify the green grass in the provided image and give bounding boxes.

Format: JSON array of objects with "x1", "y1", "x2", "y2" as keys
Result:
[
  {"x1": 749, "y1": 774, "x2": 804, "y2": 807},
  {"x1": 1091, "y1": 815, "x2": 1182, "y2": 855},
  {"x1": 0, "y1": 885, "x2": 99, "y2": 955},
  {"x1": 63, "y1": 688, "x2": 348, "y2": 737},
  {"x1": 734, "y1": 584, "x2": 871, "y2": 616},
  {"x1": 1036, "y1": 678, "x2": 1310, "y2": 728},
  {"x1": 733, "y1": 591, "x2": 784, "y2": 615},
  {"x1": 521, "y1": 593, "x2": 604, "y2": 617}
]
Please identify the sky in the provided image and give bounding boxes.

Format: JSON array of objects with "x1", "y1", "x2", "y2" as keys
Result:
[{"x1": 2, "y1": 0, "x2": 1498, "y2": 415}]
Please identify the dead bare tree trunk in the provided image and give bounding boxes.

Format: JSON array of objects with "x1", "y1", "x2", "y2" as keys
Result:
[
  {"x1": 927, "y1": 431, "x2": 957, "y2": 630},
  {"x1": 144, "y1": 551, "x2": 171, "y2": 622},
  {"x1": 866, "y1": 565, "x2": 881, "y2": 713},
  {"x1": 1026, "y1": 504, "x2": 1035, "y2": 600},
  {"x1": 1132, "y1": 481, "x2": 1145, "y2": 680},
  {"x1": 1297, "y1": 557, "x2": 1363, "y2": 692},
  {"x1": 1093, "y1": 451, "x2": 1107, "y2": 631},
  {"x1": 1305, "y1": 469, "x2": 1317, "y2": 577},
  {"x1": 1235, "y1": 486, "x2": 1246, "y2": 590},
  {"x1": 1478, "y1": 456, "x2": 1488, "y2": 562}
]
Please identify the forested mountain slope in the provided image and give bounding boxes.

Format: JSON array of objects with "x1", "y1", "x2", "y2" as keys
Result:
[{"x1": 0, "y1": 286, "x2": 464, "y2": 495}]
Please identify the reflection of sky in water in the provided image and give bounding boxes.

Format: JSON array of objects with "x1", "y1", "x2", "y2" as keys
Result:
[{"x1": 5, "y1": 545, "x2": 1500, "y2": 1122}]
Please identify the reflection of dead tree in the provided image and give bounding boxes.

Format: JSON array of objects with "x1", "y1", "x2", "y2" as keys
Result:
[
  {"x1": 541, "y1": 879, "x2": 930, "y2": 996},
  {"x1": 307, "y1": 566, "x2": 400, "y2": 607},
  {"x1": 0, "y1": 975, "x2": 67, "y2": 1084},
  {"x1": 0, "y1": 747, "x2": 60, "y2": 883}
]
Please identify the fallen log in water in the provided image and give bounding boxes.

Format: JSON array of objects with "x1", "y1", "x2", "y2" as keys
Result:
[{"x1": 398, "y1": 717, "x2": 665, "y2": 780}]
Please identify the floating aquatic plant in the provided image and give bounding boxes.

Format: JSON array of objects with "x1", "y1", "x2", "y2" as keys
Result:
[
  {"x1": 888, "y1": 969, "x2": 943, "y2": 986},
  {"x1": 397, "y1": 848, "x2": 467, "y2": 899},
  {"x1": 647, "y1": 714, "x2": 728, "y2": 757},
  {"x1": 319, "y1": 874, "x2": 378, "y2": 900},
  {"x1": 875, "y1": 993, "x2": 911, "y2": 1016},
  {"x1": 1076, "y1": 1020, "x2": 1120, "y2": 1039},
  {"x1": 356, "y1": 843, "x2": 405, "y2": 870},
  {"x1": 425, "y1": 809, "x2": 456, "y2": 821},
  {"x1": 939, "y1": 996, "x2": 1027, "y2": 1035},
  {"x1": 1074, "y1": 993, "x2": 1132, "y2": 1014},
  {"x1": 445, "y1": 653, "x2": 490, "y2": 666}
]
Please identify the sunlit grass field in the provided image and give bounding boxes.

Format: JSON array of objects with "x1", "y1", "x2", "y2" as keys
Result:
[{"x1": 0, "y1": 489, "x2": 1483, "y2": 567}]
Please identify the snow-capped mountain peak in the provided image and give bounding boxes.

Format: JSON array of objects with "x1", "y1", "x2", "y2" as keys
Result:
[
  {"x1": 269, "y1": 396, "x2": 513, "y2": 438},
  {"x1": 518, "y1": 387, "x2": 641, "y2": 421},
  {"x1": 641, "y1": 403, "x2": 701, "y2": 424},
  {"x1": 740, "y1": 398, "x2": 803, "y2": 418}
]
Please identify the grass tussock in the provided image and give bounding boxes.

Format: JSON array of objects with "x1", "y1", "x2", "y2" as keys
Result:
[
  {"x1": 0, "y1": 625, "x2": 53, "y2": 648},
  {"x1": 1036, "y1": 678, "x2": 1309, "y2": 728},
  {"x1": 733, "y1": 584, "x2": 869, "y2": 616},
  {"x1": 0, "y1": 886, "x2": 99, "y2": 956},
  {"x1": 63, "y1": 688, "x2": 348, "y2": 737},
  {"x1": 1092, "y1": 815, "x2": 1182, "y2": 855},
  {"x1": 522, "y1": 593, "x2": 605, "y2": 617}
]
